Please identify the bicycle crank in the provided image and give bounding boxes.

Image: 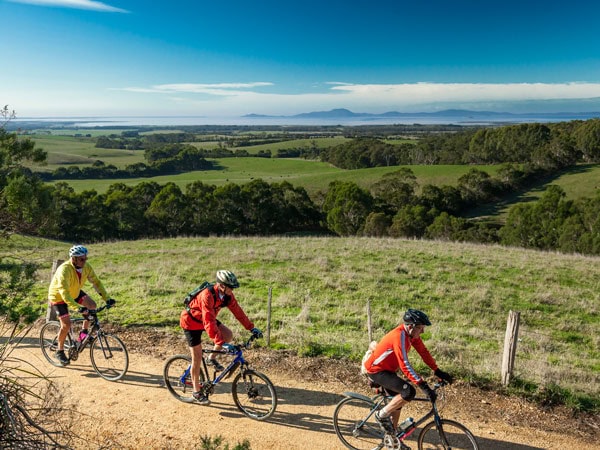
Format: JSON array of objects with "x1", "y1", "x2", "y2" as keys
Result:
[{"x1": 383, "y1": 433, "x2": 403, "y2": 450}]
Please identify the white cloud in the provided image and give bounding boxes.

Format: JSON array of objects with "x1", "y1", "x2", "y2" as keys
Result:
[
  {"x1": 11, "y1": 81, "x2": 600, "y2": 117},
  {"x1": 116, "y1": 82, "x2": 274, "y2": 96},
  {"x1": 329, "y1": 82, "x2": 600, "y2": 104},
  {"x1": 112, "y1": 81, "x2": 600, "y2": 115},
  {"x1": 8, "y1": 0, "x2": 129, "y2": 13}
]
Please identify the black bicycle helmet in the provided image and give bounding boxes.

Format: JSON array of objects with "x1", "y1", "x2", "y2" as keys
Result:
[{"x1": 403, "y1": 308, "x2": 431, "y2": 326}]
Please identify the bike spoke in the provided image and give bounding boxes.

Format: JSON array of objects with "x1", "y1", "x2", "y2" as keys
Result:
[
  {"x1": 90, "y1": 333, "x2": 129, "y2": 381},
  {"x1": 232, "y1": 369, "x2": 277, "y2": 420},
  {"x1": 333, "y1": 397, "x2": 384, "y2": 450},
  {"x1": 418, "y1": 419, "x2": 479, "y2": 450}
]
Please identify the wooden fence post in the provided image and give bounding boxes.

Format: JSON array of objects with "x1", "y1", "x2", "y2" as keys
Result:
[
  {"x1": 501, "y1": 310, "x2": 520, "y2": 386},
  {"x1": 366, "y1": 298, "x2": 373, "y2": 343},
  {"x1": 45, "y1": 259, "x2": 63, "y2": 322},
  {"x1": 266, "y1": 286, "x2": 272, "y2": 348}
]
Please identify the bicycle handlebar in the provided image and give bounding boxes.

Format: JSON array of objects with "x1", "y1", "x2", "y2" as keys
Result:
[
  {"x1": 78, "y1": 299, "x2": 117, "y2": 315},
  {"x1": 222, "y1": 333, "x2": 261, "y2": 354},
  {"x1": 433, "y1": 380, "x2": 449, "y2": 390}
]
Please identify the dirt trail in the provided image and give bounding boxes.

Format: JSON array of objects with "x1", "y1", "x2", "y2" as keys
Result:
[{"x1": 12, "y1": 328, "x2": 600, "y2": 450}]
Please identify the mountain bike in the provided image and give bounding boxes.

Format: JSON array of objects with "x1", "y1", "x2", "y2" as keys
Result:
[
  {"x1": 39, "y1": 300, "x2": 129, "y2": 381},
  {"x1": 333, "y1": 380, "x2": 479, "y2": 450},
  {"x1": 163, "y1": 334, "x2": 277, "y2": 420}
]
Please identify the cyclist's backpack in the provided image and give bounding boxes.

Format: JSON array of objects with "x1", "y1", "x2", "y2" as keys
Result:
[
  {"x1": 360, "y1": 340, "x2": 378, "y2": 376},
  {"x1": 183, "y1": 281, "x2": 213, "y2": 309}
]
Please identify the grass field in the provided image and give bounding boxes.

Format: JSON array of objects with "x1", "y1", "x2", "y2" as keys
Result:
[
  {"x1": 26, "y1": 135, "x2": 144, "y2": 170},
  {"x1": 9, "y1": 234, "x2": 599, "y2": 410},
  {"x1": 47, "y1": 159, "x2": 501, "y2": 196}
]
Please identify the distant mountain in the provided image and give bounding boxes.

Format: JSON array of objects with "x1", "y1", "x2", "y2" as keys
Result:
[{"x1": 243, "y1": 108, "x2": 600, "y2": 119}]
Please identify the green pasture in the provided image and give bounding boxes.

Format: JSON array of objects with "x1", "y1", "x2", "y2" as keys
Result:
[
  {"x1": 48, "y1": 158, "x2": 501, "y2": 196},
  {"x1": 26, "y1": 135, "x2": 144, "y2": 170},
  {"x1": 468, "y1": 164, "x2": 600, "y2": 220},
  {"x1": 9, "y1": 234, "x2": 599, "y2": 409}
]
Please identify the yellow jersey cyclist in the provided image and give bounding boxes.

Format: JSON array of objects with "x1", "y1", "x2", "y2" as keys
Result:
[{"x1": 48, "y1": 245, "x2": 112, "y2": 366}]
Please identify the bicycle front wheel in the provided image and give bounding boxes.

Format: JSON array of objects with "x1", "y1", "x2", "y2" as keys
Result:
[
  {"x1": 418, "y1": 418, "x2": 479, "y2": 450},
  {"x1": 231, "y1": 369, "x2": 277, "y2": 420},
  {"x1": 163, "y1": 355, "x2": 207, "y2": 403},
  {"x1": 89, "y1": 332, "x2": 129, "y2": 381},
  {"x1": 333, "y1": 396, "x2": 384, "y2": 450},
  {"x1": 39, "y1": 321, "x2": 75, "y2": 367}
]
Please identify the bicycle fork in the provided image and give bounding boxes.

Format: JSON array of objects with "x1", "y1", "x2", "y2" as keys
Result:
[{"x1": 95, "y1": 332, "x2": 115, "y2": 359}]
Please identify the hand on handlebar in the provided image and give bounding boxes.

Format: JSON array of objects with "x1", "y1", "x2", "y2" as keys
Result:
[
  {"x1": 106, "y1": 298, "x2": 116, "y2": 307},
  {"x1": 251, "y1": 327, "x2": 263, "y2": 338},
  {"x1": 434, "y1": 368, "x2": 453, "y2": 384},
  {"x1": 222, "y1": 343, "x2": 236, "y2": 353}
]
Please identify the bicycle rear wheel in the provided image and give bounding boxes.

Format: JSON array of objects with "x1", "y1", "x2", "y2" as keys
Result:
[
  {"x1": 333, "y1": 396, "x2": 384, "y2": 450},
  {"x1": 231, "y1": 369, "x2": 277, "y2": 420},
  {"x1": 39, "y1": 321, "x2": 75, "y2": 367},
  {"x1": 418, "y1": 418, "x2": 479, "y2": 450},
  {"x1": 89, "y1": 332, "x2": 129, "y2": 381},
  {"x1": 163, "y1": 355, "x2": 208, "y2": 403}
]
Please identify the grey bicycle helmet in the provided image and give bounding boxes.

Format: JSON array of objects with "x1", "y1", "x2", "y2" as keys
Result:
[
  {"x1": 216, "y1": 270, "x2": 240, "y2": 289},
  {"x1": 69, "y1": 245, "x2": 88, "y2": 258},
  {"x1": 403, "y1": 308, "x2": 431, "y2": 326}
]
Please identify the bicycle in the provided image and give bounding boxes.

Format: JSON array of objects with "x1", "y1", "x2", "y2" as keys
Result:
[
  {"x1": 333, "y1": 380, "x2": 479, "y2": 450},
  {"x1": 163, "y1": 333, "x2": 277, "y2": 420},
  {"x1": 39, "y1": 300, "x2": 129, "y2": 382}
]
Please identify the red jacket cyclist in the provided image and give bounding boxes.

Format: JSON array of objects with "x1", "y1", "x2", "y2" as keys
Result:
[
  {"x1": 180, "y1": 270, "x2": 262, "y2": 405},
  {"x1": 363, "y1": 309, "x2": 453, "y2": 439}
]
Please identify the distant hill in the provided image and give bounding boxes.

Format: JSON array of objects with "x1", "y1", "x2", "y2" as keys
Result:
[{"x1": 243, "y1": 108, "x2": 600, "y2": 121}]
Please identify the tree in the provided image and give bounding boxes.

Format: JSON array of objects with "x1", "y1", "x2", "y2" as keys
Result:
[
  {"x1": 322, "y1": 181, "x2": 374, "y2": 236},
  {"x1": 426, "y1": 212, "x2": 467, "y2": 241},
  {"x1": 573, "y1": 118, "x2": 600, "y2": 162},
  {"x1": 389, "y1": 205, "x2": 432, "y2": 238},
  {"x1": 370, "y1": 168, "x2": 417, "y2": 212},
  {"x1": 145, "y1": 182, "x2": 190, "y2": 236},
  {"x1": 499, "y1": 185, "x2": 573, "y2": 250},
  {"x1": 363, "y1": 212, "x2": 391, "y2": 237}
]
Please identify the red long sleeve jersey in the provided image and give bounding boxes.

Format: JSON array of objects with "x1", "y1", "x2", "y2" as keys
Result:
[
  {"x1": 179, "y1": 287, "x2": 254, "y2": 345},
  {"x1": 364, "y1": 324, "x2": 438, "y2": 384}
]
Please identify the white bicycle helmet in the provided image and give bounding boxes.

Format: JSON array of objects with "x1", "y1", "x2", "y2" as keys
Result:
[
  {"x1": 69, "y1": 245, "x2": 88, "y2": 258},
  {"x1": 216, "y1": 270, "x2": 240, "y2": 289}
]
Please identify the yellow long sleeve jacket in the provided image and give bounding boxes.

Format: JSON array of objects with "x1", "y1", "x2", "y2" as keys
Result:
[{"x1": 48, "y1": 260, "x2": 108, "y2": 307}]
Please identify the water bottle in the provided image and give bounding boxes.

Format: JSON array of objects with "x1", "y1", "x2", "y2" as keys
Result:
[{"x1": 398, "y1": 417, "x2": 414, "y2": 432}]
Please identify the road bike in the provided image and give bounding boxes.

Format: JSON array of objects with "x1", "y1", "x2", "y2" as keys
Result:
[
  {"x1": 163, "y1": 334, "x2": 277, "y2": 420},
  {"x1": 39, "y1": 300, "x2": 129, "y2": 381},
  {"x1": 333, "y1": 380, "x2": 479, "y2": 450}
]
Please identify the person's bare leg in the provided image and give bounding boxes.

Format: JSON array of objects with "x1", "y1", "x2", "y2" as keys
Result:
[
  {"x1": 189, "y1": 343, "x2": 203, "y2": 392},
  {"x1": 210, "y1": 324, "x2": 233, "y2": 361}
]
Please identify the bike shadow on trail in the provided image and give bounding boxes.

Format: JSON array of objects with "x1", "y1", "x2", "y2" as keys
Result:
[
  {"x1": 212, "y1": 385, "x2": 550, "y2": 449},
  {"x1": 7, "y1": 335, "x2": 166, "y2": 387},
  {"x1": 8, "y1": 337, "x2": 566, "y2": 449}
]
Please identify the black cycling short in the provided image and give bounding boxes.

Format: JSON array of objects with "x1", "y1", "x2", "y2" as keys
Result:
[
  {"x1": 368, "y1": 371, "x2": 416, "y2": 401},
  {"x1": 53, "y1": 291, "x2": 87, "y2": 319},
  {"x1": 183, "y1": 320, "x2": 222, "y2": 347}
]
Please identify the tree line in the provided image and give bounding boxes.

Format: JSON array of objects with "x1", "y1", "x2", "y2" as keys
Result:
[
  {"x1": 319, "y1": 120, "x2": 600, "y2": 169},
  {"x1": 2, "y1": 115, "x2": 599, "y2": 255}
]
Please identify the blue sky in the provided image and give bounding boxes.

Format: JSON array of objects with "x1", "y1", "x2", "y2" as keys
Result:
[{"x1": 2, "y1": 0, "x2": 600, "y2": 118}]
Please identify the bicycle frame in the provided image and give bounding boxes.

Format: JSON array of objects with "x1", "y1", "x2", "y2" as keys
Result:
[
  {"x1": 341, "y1": 383, "x2": 443, "y2": 441},
  {"x1": 178, "y1": 336, "x2": 256, "y2": 392},
  {"x1": 68, "y1": 308, "x2": 105, "y2": 360}
]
